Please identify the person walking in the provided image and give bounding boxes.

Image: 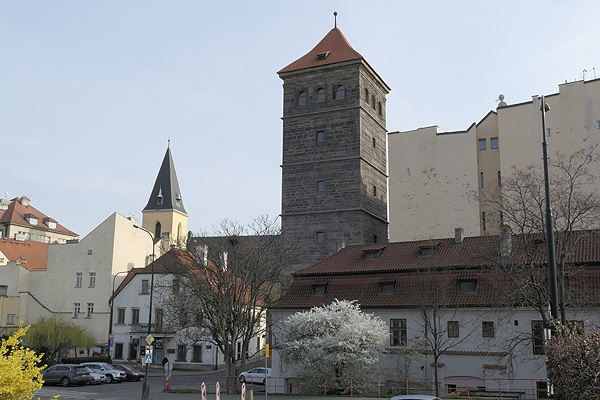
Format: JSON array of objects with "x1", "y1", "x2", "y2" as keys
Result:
[{"x1": 162, "y1": 357, "x2": 173, "y2": 389}]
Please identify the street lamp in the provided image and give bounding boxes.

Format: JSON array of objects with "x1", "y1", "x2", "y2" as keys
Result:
[
  {"x1": 108, "y1": 269, "x2": 132, "y2": 359},
  {"x1": 540, "y1": 95, "x2": 560, "y2": 325},
  {"x1": 133, "y1": 224, "x2": 155, "y2": 400}
]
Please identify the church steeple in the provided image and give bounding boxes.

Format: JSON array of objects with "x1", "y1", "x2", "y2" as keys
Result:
[
  {"x1": 143, "y1": 146, "x2": 187, "y2": 215},
  {"x1": 142, "y1": 146, "x2": 188, "y2": 246}
]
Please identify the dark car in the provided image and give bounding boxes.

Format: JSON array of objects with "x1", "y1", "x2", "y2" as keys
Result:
[
  {"x1": 112, "y1": 364, "x2": 144, "y2": 381},
  {"x1": 42, "y1": 364, "x2": 91, "y2": 387}
]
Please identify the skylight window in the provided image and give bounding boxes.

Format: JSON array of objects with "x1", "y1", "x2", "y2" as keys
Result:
[
  {"x1": 379, "y1": 281, "x2": 395, "y2": 295},
  {"x1": 418, "y1": 246, "x2": 436, "y2": 257},
  {"x1": 459, "y1": 279, "x2": 477, "y2": 294},
  {"x1": 317, "y1": 51, "x2": 330, "y2": 61},
  {"x1": 364, "y1": 248, "x2": 384, "y2": 260},
  {"x1": 312, "y1": 284, "x2": 327, "y2": 296}
]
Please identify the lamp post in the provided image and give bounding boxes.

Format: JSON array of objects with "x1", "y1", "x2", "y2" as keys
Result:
[
  {"x1": 108, "y1": 269, "x2": 131, "y2": 359},
  {"x1": 540, "y1": 95, "x2": 560, "y2": 325},
  {"x1": 133, "y1": 224, "x2": 155, "y2": 400}
]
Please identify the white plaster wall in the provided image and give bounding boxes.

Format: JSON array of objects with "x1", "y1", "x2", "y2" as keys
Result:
[
  {"x1": 388, "y1": 126, "x2": 480, "y2": 242},
  {"x1": 270, "y1": 306, "x2": 600, "y2": 392}
]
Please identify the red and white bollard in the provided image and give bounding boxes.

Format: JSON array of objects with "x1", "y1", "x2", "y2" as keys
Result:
[
  {"x1": 242, "y1": 383, "x2": 246, "y2": 400},
  {"x1": 202, "y1": 382, "x2": 207, "y2": 400},
  {"x1": 216, "y1": 382, "x2": 220, "y2": 400}
]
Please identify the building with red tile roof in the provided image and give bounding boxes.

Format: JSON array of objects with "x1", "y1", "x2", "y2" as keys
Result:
[
  {"x1": 270, "y1": 229, "x2": 600, "y2": 393},
  {"x1": 0, "y1": 196, "x2": 77, "y2": 244},
  {"x1": 0, "y1": 237, "x2": 49, "y2": 331},
  {"x1": 110, "y1": 248, "x2": 265, "y2": 369}
]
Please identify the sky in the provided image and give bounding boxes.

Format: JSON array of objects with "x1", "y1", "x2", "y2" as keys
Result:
[{"x1": 3, "y1": 1, "x2": 600, "y2": 238}]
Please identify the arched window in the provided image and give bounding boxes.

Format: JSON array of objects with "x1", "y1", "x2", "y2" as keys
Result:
[
  {"x1": 335, "y1": 85, "x2": 345, "y2": 100},
  {"x1": 371, "y1": 95, "x2": 376, "y2": 110},
  {"x1": 365, "y1": 88, "x2": 369, "y2": 104},
  {"x1": 317, "y1": 88, "x2": 326, "y2": 103},
  {"x1": 298, "y1": 91, "x2": 307, "y2": 106},
  {"x1": 378, "y1": 102, "x2": 383, "y2": 116},
  {"x1": 155, "y1": 222, "x2": 161, "y2": 239}
]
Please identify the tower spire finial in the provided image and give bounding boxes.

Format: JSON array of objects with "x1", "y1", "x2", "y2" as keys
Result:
[{"x1": 334, "y1": 11, "x2": 337, "y2": 29}]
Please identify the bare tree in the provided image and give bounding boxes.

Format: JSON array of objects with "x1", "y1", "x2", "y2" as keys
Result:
[
  {"x1": 480, "y1": 146, "x2": 600, "y2": 323},
  {"x1": 412, "y1": 267, "x2": 481, "y2": 397},
  {"x1": 158, "y1": 216, "x2": 296, "y2": 393}
]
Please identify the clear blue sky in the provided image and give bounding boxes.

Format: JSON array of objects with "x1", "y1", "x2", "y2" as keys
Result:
[{"x1": 3, "y1": 1, "x2": 600, "y2": 237}]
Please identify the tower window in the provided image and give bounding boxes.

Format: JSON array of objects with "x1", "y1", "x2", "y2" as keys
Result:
[
  {"x1": 482, "y1": 212, "x2": 487, "y2": 231},
  {"x1": 155, "y1": 222, "x2": 162, "y2": 238},
  {"x1": 317, "y1": 181, "x2": 325, "y2": 192},
  {"x1": 373, "y1": 185, "x2": 377, "y2": 197},
  {"x1": 317, "y1": 88, "x2": 326, "y2": 103},
  {"x1": 372, "y1": 137, "x2": 376, "y2": 148},
  {"x1": 316, "y1": 131, "x2": 325, "y2": 143},
  {"x1": 378, "y1": 102, "x2": 382, "y2": 116},
  {"x1": 335, "y1": 85, "x2": 345, "y2": 100},
  {"x1": 365, "y1": 88, "x2": 369, "y2": 104},
  {"x1": 316, "y1": 231, "x2": 324, "y2": 244},
  {"x1": 480, "y1": 172, "x2": 484, "y2": 188},
  {"x1": 298, "y1": 91, "x2": 307, "y2": 106},
  {"x1": 371, "y1": 95, "x2": 375, "y2": 110},
  {"x1": 157, "y1": 197, "x2": 163, "y2": 205}
]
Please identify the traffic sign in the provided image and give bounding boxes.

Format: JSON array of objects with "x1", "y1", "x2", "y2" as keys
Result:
[
  {"x1": 146, "y1": 335, "x2": 154, "y2": 345},
  {"x1": 109, "y1": 338, "x2": 114, "y2": 348},
  {"x1": 144, "y1": 353, "x2": 152, "y2": 364}
]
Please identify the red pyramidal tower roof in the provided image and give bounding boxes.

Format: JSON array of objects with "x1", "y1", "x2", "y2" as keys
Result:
[{"x1": 278, "y1": 28, "x2": 364, "y2": 74}]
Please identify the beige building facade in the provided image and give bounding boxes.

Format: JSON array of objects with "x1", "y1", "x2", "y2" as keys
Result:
[
  {"x1": 24, "y1": 212, "x2": 154, "y2": 344},
  {"x1": 389, "y1": 78, "x2": 600, "y2": 242}
]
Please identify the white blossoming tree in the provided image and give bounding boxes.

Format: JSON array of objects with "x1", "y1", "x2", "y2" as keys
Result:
[{"x1": 278, "y1": 299, "x2": 388, "y2": 390}]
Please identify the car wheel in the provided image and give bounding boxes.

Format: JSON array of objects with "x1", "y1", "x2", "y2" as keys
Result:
[
  {"x1": 105, "y1": 374, "x2": 113, "y2": 383},
  {"x1": 239, "y1": 376, "x2": 246, "y2": 383},
  {"x1": 61, "y1": 377, "x2": 70, "y2": 387}
]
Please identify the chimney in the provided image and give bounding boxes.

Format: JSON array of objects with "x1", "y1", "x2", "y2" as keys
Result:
[
  {"x1": 500, "y1": 224, "x2": 512, "y2": 259},
  {"x1": 454, "y1": 228, "x2": 464, "y2": 245},
  {"x1": 21, "y1": 196, "x2": 30, "y2": 207}
]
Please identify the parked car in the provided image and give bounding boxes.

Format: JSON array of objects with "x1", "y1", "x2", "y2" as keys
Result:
[
  {"x1": 84, "y1": 367, "x2": 105, "y2": 385},
  {"x1": 390, "y1": 396, "x2": 442, "y2": 400},
  {"x1": 80, "y1": 362, "x2": 126, "y2": 383},
  {"x1": 238, "y1": 367, "x2": 272, "y2": 384},
  {"x1": 41, "y1": 364, "x2": 91, "y2": 387},
  {"x1": 112, "y1": 364, "x2": 144, "y2": 381}
]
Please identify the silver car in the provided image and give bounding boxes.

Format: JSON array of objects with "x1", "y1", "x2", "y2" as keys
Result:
[
  {"x1": 84, "y1": 367, "x2": 105, "y2": 384},
  {"x1": 81, "y1": 362, "x2": 126, "y2": 383}
]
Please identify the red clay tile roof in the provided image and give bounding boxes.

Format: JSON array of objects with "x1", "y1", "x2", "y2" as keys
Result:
[
  {"x1": 278, "y1": 28, "x2": 364, "y2": 74},
  {"x1": 0, "y1": 238, "x2": 48, "y2": 271},
  {"x1": 293, "y1": 230, "x2": 600, "y2": 277},
  {"x1": 0, "y1": 197, "x2": 76, "y2": 237},
  {"x1": 274, "y1": 230, "x2": 600, "y2": 309}
]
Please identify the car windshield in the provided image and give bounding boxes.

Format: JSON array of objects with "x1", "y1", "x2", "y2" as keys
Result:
[
  {"x1": 119, "y1": 365, "x2": 133, "y2": 371},
  {"x1": 74, "y1": 366, "x2": 88, "y2": 372}
]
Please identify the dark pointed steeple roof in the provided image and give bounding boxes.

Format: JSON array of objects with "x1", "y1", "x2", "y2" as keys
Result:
[
  {"x1": 278, "y1": 28, "x2": 364, "y2": 74},
  {"x1": 143, "y1": 147, "x2": 187, "y2": 215}
]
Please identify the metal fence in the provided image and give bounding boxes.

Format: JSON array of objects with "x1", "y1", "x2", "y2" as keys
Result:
[{"x1": 164, "y1": 375, "x2": 550, "y2": 399}]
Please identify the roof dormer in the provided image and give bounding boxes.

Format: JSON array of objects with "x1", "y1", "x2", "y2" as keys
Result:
[
  {"x1": 44, "y1": 217, "x2": 57, "y2": 229},
  {"x1": 24, "y1": 213, "x2": 38, "y2": 226}
]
